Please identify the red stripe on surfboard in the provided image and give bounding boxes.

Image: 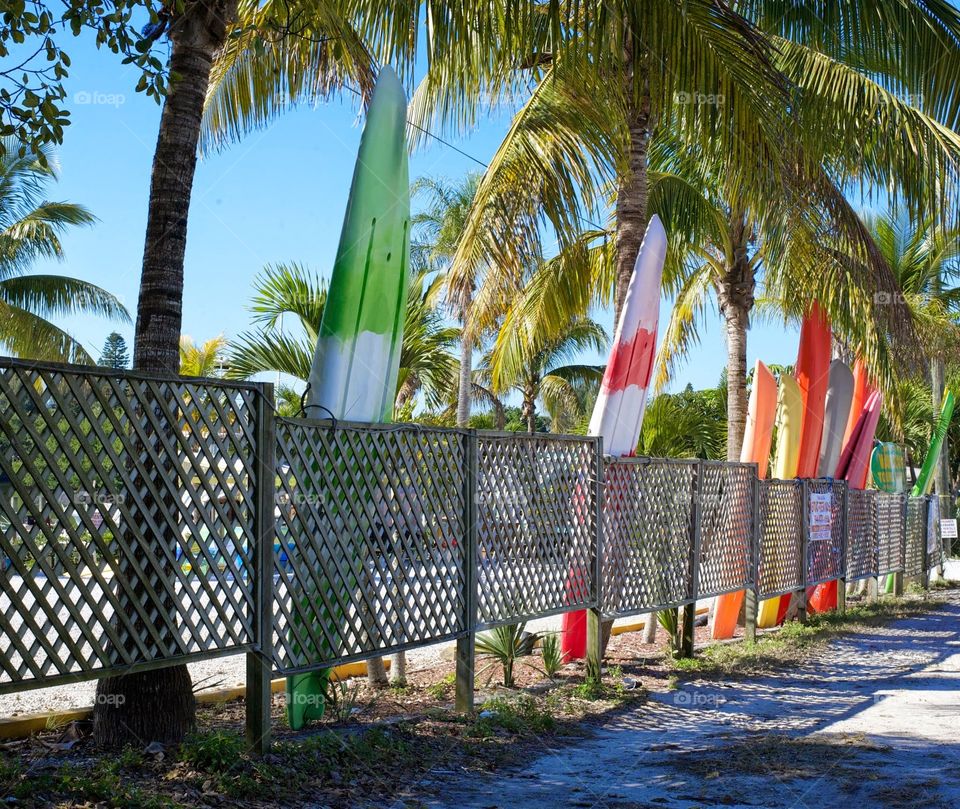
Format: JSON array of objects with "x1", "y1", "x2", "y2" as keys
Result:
[{"x1": 600, "y1": 327, "x2": 656, "y2": 393}]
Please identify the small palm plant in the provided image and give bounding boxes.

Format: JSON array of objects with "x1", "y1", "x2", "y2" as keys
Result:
[
  {"x1": 539, "y1": 632, "x2": 563, "y2": 679},
  {"x1": 475, "y1": 622, "x2": 541, "y2": 688}
]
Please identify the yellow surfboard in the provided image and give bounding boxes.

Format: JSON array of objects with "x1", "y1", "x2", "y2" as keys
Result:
[{"x1": 757, "y1": 375, "x2": 802, "y2": 628}]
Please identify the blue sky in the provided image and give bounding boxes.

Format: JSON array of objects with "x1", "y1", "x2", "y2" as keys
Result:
[{"x1": 38, "y1": 35, "x2": 802, "y2": 397}]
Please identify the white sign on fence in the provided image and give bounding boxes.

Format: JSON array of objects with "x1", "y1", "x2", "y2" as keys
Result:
[
  {"x1": 809, "y1": 492, "x2": 833, "y2": 542},
  {"x1": 940, "y1": 518, "x2": 958, "y2": 539}
]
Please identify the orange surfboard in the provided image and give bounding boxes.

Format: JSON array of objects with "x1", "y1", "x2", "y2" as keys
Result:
[
  {"x1": 842, "y1": 358, "x2": 871, "y2": 452},
  {"x1": 711, "y1": 360, "x2": 777, "y2": 640},
  {"x1": 776, "y1": 305, "x2": 831, "y2": 623}
]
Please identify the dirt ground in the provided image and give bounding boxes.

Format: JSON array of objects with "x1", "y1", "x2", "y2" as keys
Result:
[{"x1": 406, "y1": 593, "x2": 960, "y2": 809}]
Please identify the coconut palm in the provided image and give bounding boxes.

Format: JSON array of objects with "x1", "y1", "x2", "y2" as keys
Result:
[
  {"x1": 0, "y1": 139, "x2": 128, "y2": 362},
  {"x1": 179, "y1": 335, "x2": 229, "y2": 377},
  {"x1": 864, "y1": 213, "x2": 960, "y2": 504},
  {"x1": 412, "y1": 174, "x2": 484, "y2": 427},
  {"x1": 227, "y1": 260, "x2": 458, "y2": 412},
  {"x1": 480, "y1": 314, "x2": 606, "y2": 434},
  {"x1": 639, "y1": 382, "x2": 727, "y2": 461}
]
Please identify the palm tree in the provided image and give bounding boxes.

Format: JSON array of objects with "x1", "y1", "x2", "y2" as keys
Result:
[
  {"x1": 639, "y1": 381, "x2": 727, "y2": 461},
  {"x1": 412, "y1": 174, "x2": 484, "y2": 427},
  {"x1": 482, "y1": 314, "x2": 606, "y2": 434},
  {"x1": 0, "y1": 139, "x2": 128, "y2": 362},
  {"x1": 865, "y1": 213, "x2": 960, "y2": 504},
  {"x1": 227, "y1": 260, "x2": 458, "y2": 413},
  {"x1": 179, "y1": 334, "x2": 229, "y2": 377}
]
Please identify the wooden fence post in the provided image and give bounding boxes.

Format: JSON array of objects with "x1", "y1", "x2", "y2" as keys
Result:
[
  {"x1": 585, "y1": 436, "x2": 604, "y2": 684},
  {"x1": 455, "y1": 429, "x2": 478, "y2": 712},
  {"x1": 837, "y1": 482, "x2": 847, "y2": 615},
  {"x1": 678, "y1": 461, "x2": 702, "y2": 659},
  {"x1": 246, "y1": 383, "x2": 276, "y2": 755},
  {"x1": 797, "y1": 480, "x2": 809, "y2": 624},
  {"x1": 745, "y1": 474, "x2": 761, "y2": 644}
]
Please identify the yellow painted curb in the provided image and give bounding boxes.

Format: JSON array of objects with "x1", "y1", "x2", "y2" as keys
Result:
[
  {"x1": 0, "y1": 660, "x2": 389, "y2": 740},
  {"x1": 611, "y1": 606, "x2": 709, "y2": 636}
]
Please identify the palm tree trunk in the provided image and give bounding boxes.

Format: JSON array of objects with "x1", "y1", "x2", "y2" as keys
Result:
[
  {"x1": 93, "y1": 0, "x2": 237, "y2": 749},
  {"x1": 717, "y1": 215, "x2": 754, "y2": 462},
  {"x1": 613, "y1": 37, "x2": 652, "y2": 322},
  {"x1": 457, "y1": 331, "x2": 473, "y2": 427},
  {"x1": 522, "y1": 382, "x2": 537, "y2": 433}
]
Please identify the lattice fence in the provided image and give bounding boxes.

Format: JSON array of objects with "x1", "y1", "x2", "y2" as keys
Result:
[
  {"x1": 697, "y1": 461, "x2": 756, "y2": 599},
  {"x1": 846, "y1": 489, "x2": 877, "y2": 581},
  {"x1": 601, "y1": 459, "x2": 697, "y2": 618},
  {"x1": 272, "y1": 419, "x2": 469, "y2": 674},
  {"x1": 903, "y1": 496, "x2": 927, "y2": 579},
  {"x1": 756, "y1": 480, "x2": 804, "y2": 599},
  {"x1": 806, "y1": 480, "x2": 846, "y2": 587},
  {"x1": 0, "y1": 360, "x2": 260, "y2": 693},
  {"x1": 475, "y1": 434, "x2": 599, "y2": 629},
  {"x1": 876, "y1": 493, "x2": 905, "y2": 575}
]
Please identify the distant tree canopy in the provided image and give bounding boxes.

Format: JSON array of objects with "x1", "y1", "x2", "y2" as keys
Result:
[{"x1": 98, "y1": 332, "x2": 129, "y2": 369}]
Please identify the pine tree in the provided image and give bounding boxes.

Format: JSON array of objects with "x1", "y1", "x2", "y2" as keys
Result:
[{"x1": 98, "y1": 332, "x2": 129, "y2": 369}]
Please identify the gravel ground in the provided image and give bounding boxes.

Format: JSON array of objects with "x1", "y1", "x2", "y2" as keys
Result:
[{"x1": 405, "y1": 590, "x2": 960, "y2": 809}]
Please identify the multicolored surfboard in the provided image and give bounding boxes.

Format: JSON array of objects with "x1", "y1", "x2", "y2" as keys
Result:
[
  {"x1": 711, "y1": 360, "x2": 776, "y2": 640},
  {"x1": 561, "y1": 215, "x2": 668, "y2": 660},
  {"x1": 288, "y1": 67, "x2": 411, "y2": 730},
  {"x1": 757, "y1": 374, "x2": 802, "y2": 629}
]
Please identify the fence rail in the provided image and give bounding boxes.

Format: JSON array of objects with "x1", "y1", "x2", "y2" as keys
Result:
[{"x1": 0, "y1": 360, "x2": 944, "y2": 712}]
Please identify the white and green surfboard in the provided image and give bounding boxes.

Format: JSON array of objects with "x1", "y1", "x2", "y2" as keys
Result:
[
  {"x1": 288, "y1": 67, "x2": 411, "y2": 729},
  {"x1": 306, "y1": 67, "x2": 410, "y2": 423}
]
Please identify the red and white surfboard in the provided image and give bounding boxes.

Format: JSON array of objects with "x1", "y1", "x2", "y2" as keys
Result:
[{"x1": 561, "y1": 215, "x2": 667, "y2": 660}]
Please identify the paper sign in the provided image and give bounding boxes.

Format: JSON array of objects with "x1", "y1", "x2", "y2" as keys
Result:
[
  {"x1": 809, "y1": 492, "x2": 833, "y2": 542},
  {"x1": 940, "y1": 518, "x2": 958, "y2": 539}
]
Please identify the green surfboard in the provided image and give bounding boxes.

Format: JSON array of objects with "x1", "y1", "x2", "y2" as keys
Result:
[
  {"x1": 912, "y1": 389, "x2": 955, "y2": 496},
  {"x1": 288, "y1": 67, "x2": 411, "y2": 730}
]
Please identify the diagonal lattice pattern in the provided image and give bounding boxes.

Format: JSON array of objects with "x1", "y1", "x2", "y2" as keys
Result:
[
  {"x1": 926, "y1": 496, "x2": 944, "y2": 571},
  {"x1": 756, "y1": 480, "x2": 804, "y2": 599},
  {"x1": 845, "y1": 489, "x2": 877, "y2": 581},
  {"x1": 475, "y1": 434, "x2": 599, "y2": 629},
  {"x1": 697, "y1": 462, "x2": 755, "y2": 598},
  {"x1": 876, "y1": 493, "x2": 905, "y2": 575},
  {"x1": 805, "y1": 479, "x2": 846, "y2": 587},
  {"x1": 903, "y1": 496, "x2": 927, "y2": 578},
  {"x1": 0, "y1": 360, "x2": 259, "y2": 693},
  {"x1": 272, "y1": 419, "x2": 468, "y2": 674},
  {"x1": 601, "y1": 458, "x2": 697, "y2": 618}
]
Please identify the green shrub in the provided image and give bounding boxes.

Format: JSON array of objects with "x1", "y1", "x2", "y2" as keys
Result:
[{"x1": 180, "y1": 730, "x2": 245, "y2": 772}]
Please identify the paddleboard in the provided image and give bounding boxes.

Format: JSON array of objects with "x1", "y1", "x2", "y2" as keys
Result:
[
  {"x1": 842, "y1": 358, "x2": 871, "y2": 452},
  {"x1": 711, "y1": 360, "x2": 776, "y2": 640},
  {"x1": 561, "y1": 215, "x2": 668, "y2": 660},
  {"x1": 289, "y1": 67, "x2": 411, "y2": 730},
  {"x1": 795, "y1": 303, "x2": 831, "y2": 478},
  {"x1": 757, "y1": 374, "x2": 802, "y2": 628},
  {"x1": 912, "y1": 389, "x2": 955, "y2": 495},
  {"x1": 817, "y1": 360, "x2": 854, "y2": 477}
]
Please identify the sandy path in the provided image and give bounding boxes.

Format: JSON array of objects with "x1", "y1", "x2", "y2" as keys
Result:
[{"x1": 410, "y1": 594, "x2": 960, "y2": 809}]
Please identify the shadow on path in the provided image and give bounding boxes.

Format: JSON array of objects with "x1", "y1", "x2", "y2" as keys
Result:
[{"x1": 411, "y1": 597, "x2": 960, "y2": 808}]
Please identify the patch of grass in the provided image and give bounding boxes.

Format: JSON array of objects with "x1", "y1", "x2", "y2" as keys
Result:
[
  {"x1": 426, "y1": 672, "x2": 455, "y2": 700},
  {"x1": 179, "y1": 729, "x2": 246, "y2": 772},
  {"x1": 467, "y1": 695, "x2": 557, "y2": 738},
  {"x1": 674, "y1": 595, "x2": 944, "y2": 675},
  {"x1": 930, "y1": 578, "x2": 960, "y2": 590}
]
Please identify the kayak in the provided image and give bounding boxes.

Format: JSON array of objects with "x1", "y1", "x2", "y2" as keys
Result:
[
  {"x1": 561, "y1": 215, "x2": 667, "y2": 660},
  {"x1": 912, "y1": 389, "x2": 955, "y2": 495},
  {"x1": 711, "y1": 360, "x2": 776, "y2": 640},
  {"x1": 289, "y1": 67, "x2": 411, "y2": 730},
  {"x1": 795, "y1": 303, "x2": 831, "y2": 478}
]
